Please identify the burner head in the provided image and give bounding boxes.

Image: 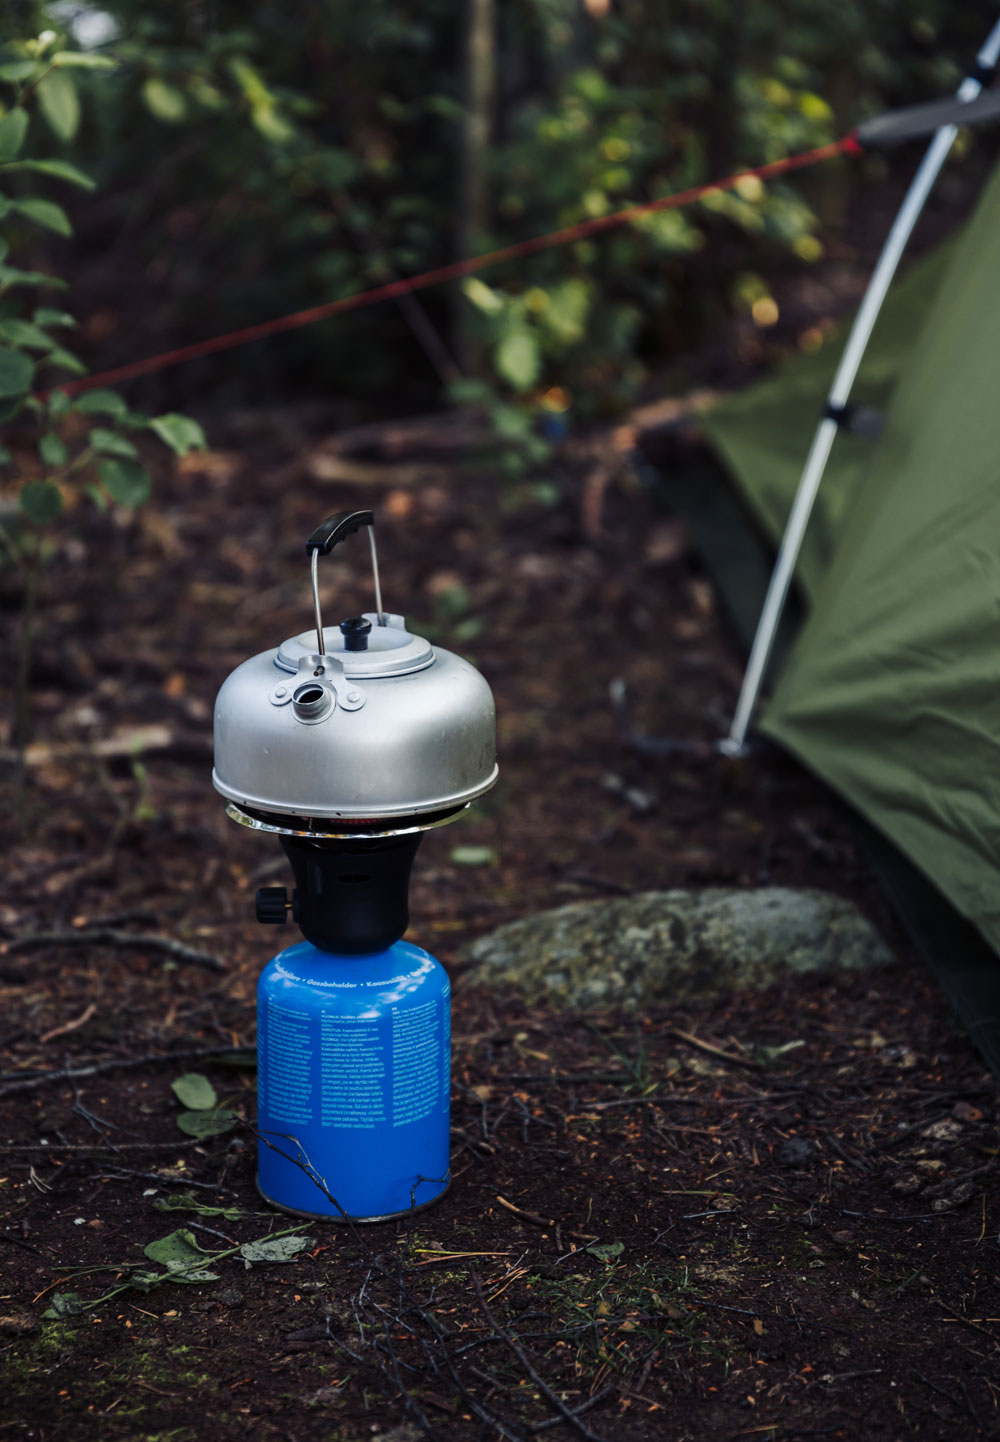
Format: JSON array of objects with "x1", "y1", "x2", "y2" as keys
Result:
[{"x1": 257, "y1": 832, "x2": 424, "y2": 954}]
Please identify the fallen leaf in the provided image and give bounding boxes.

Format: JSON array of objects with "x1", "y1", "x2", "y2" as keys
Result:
[
  {"x1": 143, "y1": 1229, "x2": 219, "y2": 1284},
  {"x1": 586, "y1": 1240, "x2": 624, "y2": 1263},
  {"x1": 922, "y1": 1119, "x2": 963, "y2": 1143},
  {"x1": 241, "y1": 1235, "x2": 314, "y2": 1268},
  {"x1": 449, "y1": 845, "x2": 497, "y2": 868},
  {"x1": 171, "y1": 1073, "x2": 218, "y2": 1111},
  {"x1": 176, "y1": 1108, "x2": 239, "y2": 1138},
  {"x1": 153, "y1": 1194, "x2": 249, "y2": 1221},
  {"x1": 42, "y1": 1291, "x2": 84, "y2": 1320}
]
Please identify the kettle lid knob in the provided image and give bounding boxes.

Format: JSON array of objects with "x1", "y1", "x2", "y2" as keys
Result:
[{"x1": 339, "y1": 616, "x2": 372, "y2": 652}]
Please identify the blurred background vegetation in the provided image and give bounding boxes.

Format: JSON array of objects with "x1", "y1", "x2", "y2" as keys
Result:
[{"x1": 2, "y1": 0, "x2": 998, "y2": 422}]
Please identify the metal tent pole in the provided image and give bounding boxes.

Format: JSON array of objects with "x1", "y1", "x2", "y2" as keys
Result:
[{"x1": 720, "y1": 16, "x2": 1000, "y2": 758}]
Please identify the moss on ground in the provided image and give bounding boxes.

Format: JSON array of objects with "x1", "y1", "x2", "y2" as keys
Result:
[{"x1": 4, "y1": 1322, "x2": 224, "y2": 1436}]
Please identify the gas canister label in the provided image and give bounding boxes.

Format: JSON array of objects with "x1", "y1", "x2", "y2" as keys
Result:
[
  {"x1": 320, "y1": 1014, "x2": 386, "y2": 1129},
  {"x1": 391, "y1": 999, "x2": 440, "y2": 1127},
  {"x1": 261, "y1": 1001, "x2": 313, "y2": 1126},
  {"x1": 273, "y1": 958, "x2": 428, "y2": 989}
]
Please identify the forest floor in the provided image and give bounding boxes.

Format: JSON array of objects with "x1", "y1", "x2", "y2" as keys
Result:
[{"x1": 0, "y1": 391, "x2": 998, "y2": 1442}]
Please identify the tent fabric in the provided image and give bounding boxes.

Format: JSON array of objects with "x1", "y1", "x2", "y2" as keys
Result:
[
  {"x1": 704, "y1": 244, "x2": 949, "y2": 603},
  {"x1": 703, "y1": 160, "x2": 1000, "y2": 957}
]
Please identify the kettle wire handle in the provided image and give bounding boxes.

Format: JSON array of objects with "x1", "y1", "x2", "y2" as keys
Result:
[{"x1": 305, "y1": 510, "x2": 385, "y2": 656}]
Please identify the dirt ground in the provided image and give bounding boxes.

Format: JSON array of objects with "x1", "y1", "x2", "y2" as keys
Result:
[{"x1": 1, "y1": 410, "x2": 998, "y2": 1442}]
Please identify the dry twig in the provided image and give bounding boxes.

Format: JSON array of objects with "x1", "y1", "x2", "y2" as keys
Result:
[
  {"x1": 470, "y1": 1268, "x2": 616, "y2": 1442},
  {"x1": 669, "y1": 1028, "x2": 762, "y2": 1071},
  {"x1": 0, "y1": 1044, "x2": 253, "y2": 1097},
  {"x1": 5, "y1": 927, "x2": 226, "y2": 972},
  {"x1": 39, "y1": 1004, "x2": 97, "y2": 1045}
]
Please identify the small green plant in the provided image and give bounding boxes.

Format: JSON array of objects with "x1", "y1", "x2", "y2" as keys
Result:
[
  {"x1": 586, "y1": 1020, "x2": 659, "y2": 1094},
  {"x1": 530, "y1": 1256, "x2": 721, "y2": 1381},
  {"x1": 0, "y1": 28, "x2": 206, "y2": 771},
  {"x1": 448, "y1": 376, "x2": 556, "y2": 487},
  {"x1": 43, "y1": 1221, "x2": 314, "y2": 1318},
  {"x1": 169, "y1": 1071, "x2": 240, "y2": 1138}
]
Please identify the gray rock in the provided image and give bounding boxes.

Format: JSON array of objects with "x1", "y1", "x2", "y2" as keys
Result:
[{"x1": 461, "y1": 887, "x2": 894, "y2": 1008}]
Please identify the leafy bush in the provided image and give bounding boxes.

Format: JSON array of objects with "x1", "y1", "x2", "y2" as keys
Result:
[
  {"x1": 0, "y1": 27, "x2": 206, "y2": 754},
  {"x1": 5, "y1": 2, "x2": 992, "y2": 413},
  {"x1": 0, "y1": 30, "x2": 205, "y2": 525}
]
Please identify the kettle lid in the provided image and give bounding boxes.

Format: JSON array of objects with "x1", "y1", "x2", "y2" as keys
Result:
[{"x1": 275, "y1": 612, "x2": 433, "y2": 678}]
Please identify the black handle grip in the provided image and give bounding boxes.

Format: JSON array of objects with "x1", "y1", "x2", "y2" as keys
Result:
[
  {"x1": 855, "y1": 89, "x2": 1000, "y2": 149},
  {"x1": 305, "y1": 509, "x2": 375, "y2": 556}
]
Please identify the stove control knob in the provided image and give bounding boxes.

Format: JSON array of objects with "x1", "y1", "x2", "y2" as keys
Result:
[{"x1": 255, "y1": 886, "x2": 290, "y2": 925}]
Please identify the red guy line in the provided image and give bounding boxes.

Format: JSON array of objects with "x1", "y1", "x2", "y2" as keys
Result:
[{"x1": 56, "y1": 132, "x2": 861, "y2": 397}]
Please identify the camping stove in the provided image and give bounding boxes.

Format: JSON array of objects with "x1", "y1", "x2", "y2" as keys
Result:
[{"x1": 213, "y1": 510, "x2": 497, "y2": 1220}]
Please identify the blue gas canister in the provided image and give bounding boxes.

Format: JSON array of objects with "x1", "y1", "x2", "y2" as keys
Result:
[{"x1": 257, "y1": 937, "x2": 450, "y2": 1220}]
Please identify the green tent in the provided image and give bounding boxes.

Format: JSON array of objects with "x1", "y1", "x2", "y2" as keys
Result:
[{"x1": 699, "y1": 162, "x2": 1000, "y2": 1062}]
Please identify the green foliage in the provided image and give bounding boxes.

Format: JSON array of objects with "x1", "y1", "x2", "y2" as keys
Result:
[
  {"x1": 153, "y1": 1193, "x2": 252, "y2": 1220},
  {"x1": 586, "y1": 1240, "x2": 625, "y2": 1262},
  {"x1": 18, "y1": 476, "x2": 60, "y2": 521},
  {"x1": 3, "y1": 3, "x2": 990, "y2": 417},
  {"x1": 0, "y1": 347, "x2": 33, "y2": 395},
  {"x1": 142, "y1": 1228, "x2": 220, "y2": 1283},
  {"x1": 449, "y1": 844, "x2": 498, "y2": 868},
  {"x1": 37, "y1": 68, "x2": 81, "y2": 140},
  {"x1": 42, "y1": 1289, "x2": 84, "y2": 1318},
  {"x1": 170, "y1": 1073, "x2": 219, "y2": 1111},
  {"x1": 0, "y1": 25, "x2": 212, "y2": 778},
  {"x1": 530, "y1": 1256, "x2": 724, "y2": 1376},
  {"x1": 150, "y1": 413, "x2": 209, "y2": 456},
  {"x1": 50, "y1": 3, "x2": 462, "y2": 397},
  {"x1": 239, "y1": 1234, "x2": 313, "y2": 1267},
  {"x1": 175, "y1": 1108, "x2": 240, "y2": 1138},
  {"x1": 449, "y1": 376, "x2": 554, "y2": 483},
  {"x1": 41, "y1": 1221, "x2": 312, "y2": 1317},
  {"x1": 0, "y1": 28, "x2": 206, "y2": 549},
  {"x1": 98, "y1": 457, "x2": 151, "y2": 507}
]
